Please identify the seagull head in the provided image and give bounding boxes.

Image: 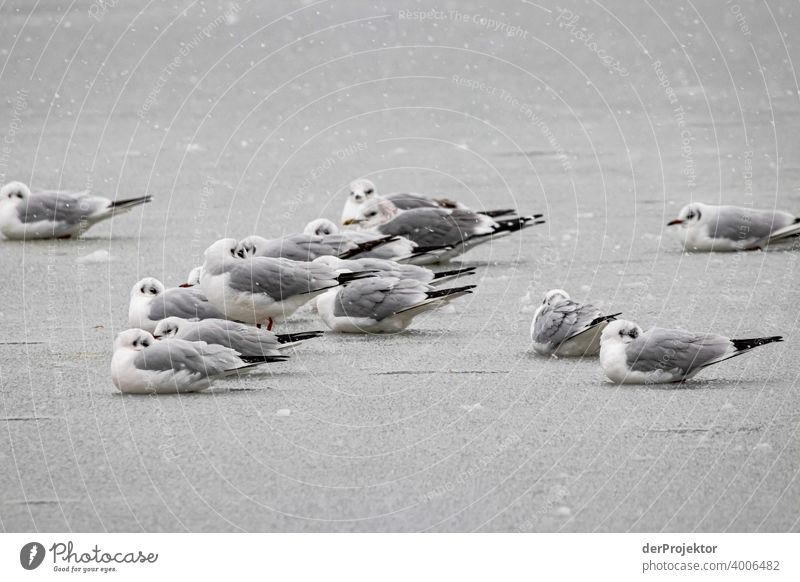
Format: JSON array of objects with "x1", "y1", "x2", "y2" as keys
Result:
[
  {"x1": 131, "y1": 277, "x2": 165, "y2": 299},
  {"x1": 668, "y1": 202, "x2": 708, "y2": 228},
  {"x1": 304, "y1": 218, "x2": 339, "y2": 237},
  {"x1": 114, "y1": 328, "x2": 155, "y2": 352},
  {"x1": 236, "y1": 235, "x2": 265, "y2": 259},
  {"x1": 153, "y1": 316, "x2": 184, "y2": 339},
  {"x1": 345, "y1": 198, "x2": 398, "y2": 228},
  {"x1": 180, "y1": 266, "x2": 203, "y2": 288},
  {"x1": 543, "y1": 288, "x2": 570, "y2": 305},
  {"x1": 601, "y1": 319, "x2": 642, "y2": 345},
  {"x1": 348, "y1": 178, "x2": 377, "y2": 204},
  {"x1": 0, "y1": 181, "x2": 31, "y2": 206},
  {"x1": 203, "y1": 238, "x2": 240, "y2": 272}
]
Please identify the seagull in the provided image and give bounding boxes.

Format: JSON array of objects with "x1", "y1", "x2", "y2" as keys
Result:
[
  {"x1": 312, "y1": 255, "x2": 476, "y2": 286},
  {"x1": 666, "y1": 202, "x2": 800, "y2": 251},
  {"x1": 111, "y1": 328, "x2": 287, "y2": 394},
  {"x1": 153, "y1": 316, "x2": 324, "y2": 356},
  {"x1": 200, "y1": 238, "x2": 375, "y2": 329},
  {"x1": 303, "y1": 218, "x2": 444, "y2": 264},
  {"x1": 235, "y1": 232, "x2": 397, "y2": 262},
  {"x1": 344, "y1": 198, "x2": 545, "y2": 262},
  {"x1": 0, "y1": 181, "x2": 151, "y2": 240},
  {"x1": 317, "y1": 276, "x2": 476, "y2": 333},
  {"x1": 531, "y1": 289, "x2": 621, "y2": 357},
  {"x1": 599, "y1": 319, "x2": 783, "y2": 384},
  {"x1": 128, "y1": 277, "x2": 228, "y2": 333},
  {"x1": 341, "y1": 178, "x2": 517, "y2": 224}
]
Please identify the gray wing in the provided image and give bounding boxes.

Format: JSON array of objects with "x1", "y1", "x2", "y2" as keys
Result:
[
  {"x1": 183, "y1": 319, "x2": 280, "y2": 356},
  {"x1": 710, "y1": 206, "x2": 796, "y2": 241},
  {"x1": 226, "y1": 257, "x2": 338, "y2": 299},
  {"x1": 387, "y1": 192, "x2": 464, "y2": 210},
  {"x1": 533, "y1": 300, "x2": 603, "y2": 346},
  {"x1": 379, "y1": 208, "x2": 491, "y2": 247},
  {"x1": 150, "y1": 288, "x2": 227, "y2": 321},
  {"x1": 134, "y1": 338, "x2": 238, "y2": 377},
  {"x1": 257, "y1": 234, "x2": 341, "y2": 261},
  {"x1": 333, "y1": 278, "x2": 427, "y2": 320},
  {"x1": 386, "y1": 192, "x2": 438, "y2": 210},
  {"x1": 344, "y1": 257, "x2": 429, "y2": 281},
  {"x1": 18, "y1": 191, "x2": 103, "y2": 224},
  {"x1": 627, "y1": 328, "x2": 732, "y2": 374}
]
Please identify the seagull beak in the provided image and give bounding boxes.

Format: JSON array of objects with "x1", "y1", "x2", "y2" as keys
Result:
[
  {"x1": 667, "y1": 219, "x2": 684, "y2": 226},
  {"x1": 342, "y1": 218, "x2": 361, "y2": 226},
  {"x1": 178, "y1": 282, "x2": 192, "y2": 288}
]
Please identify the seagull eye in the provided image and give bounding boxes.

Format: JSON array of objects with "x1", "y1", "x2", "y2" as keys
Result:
[
  {"x1": 686, "y1": 211, "x2": 695, "y2": 220},
  {"x1": 619, "y1": 330, "x2": 625, "y2": 337},
  {"x1": 140, "y1": 286, "x2": 146, "y2": 293}
]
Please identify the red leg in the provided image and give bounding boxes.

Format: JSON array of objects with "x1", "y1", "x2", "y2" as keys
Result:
[{"x1": 266, "y1": 317, "x2": 274, "y2": 331}]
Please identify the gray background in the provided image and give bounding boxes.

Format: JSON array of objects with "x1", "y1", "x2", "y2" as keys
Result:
[{"x1": 0, "y1": 0, "x2": 798, "y2": 532}]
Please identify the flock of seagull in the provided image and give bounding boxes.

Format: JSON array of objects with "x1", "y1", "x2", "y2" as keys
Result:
[{"x1": 1, "y1": 177, "x2": 797, "y2": 393}]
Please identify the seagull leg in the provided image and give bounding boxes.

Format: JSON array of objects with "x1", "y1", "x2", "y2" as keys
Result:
[{"x1": 266, "y1": 317, "x2": 274, "y2": 331}]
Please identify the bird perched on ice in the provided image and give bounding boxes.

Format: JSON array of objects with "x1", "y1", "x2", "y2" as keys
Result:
[
  {"x1": 666, "y1": 202, "x2": 800, "y2": 251},
  {"x1": 153, "y1": 316, "x2": 323, "y2": 357},
  {"x1": 128, "y1": 277, "x2": 228, "y2": 333},
  {"x1": 316, "y1": 277, "x2": 475, "y2": 333},
  {"x1": 530, "y1": 289, "x2": 620, "y2": 357},
  {"x1": 599, "y1": 319, "x2": 783, "y2": 384},
  {"x1": 341, "y1": 178, "x2": 516, "y2": 224},
  {"x1": 111, "y1": 329, "x2": 287, "y2": 394},
  {"x1": 200, "y1": 238, "x2": 374, "y2": 329},
  {"x1": 344, "y1": 198, "x2": 544, "y2": 263},
  {"x1": 0, "y1": 181, "x2": 151, "y2": 240}
]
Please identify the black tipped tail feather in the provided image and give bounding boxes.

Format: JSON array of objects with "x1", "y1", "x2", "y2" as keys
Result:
[
  {"x1": 731, "y1": 336, "x2": 783, "y2": 352},
  {"x1": 275, "y1": 330, "x2": 325, "y2": 344},
  {"x1": 432, "y1": 266, "x2": 477, "y2": 280},
  {"x1": 238, "y1": 354, "x2": 290, "y2": 365},
  {"x1": 492, "y1": 215, "x2": 545, "y2": 235},
  {"x1": 109, "y1": 195, "x2": 152, "y2": 210},
  {"x1": 336, "y1": 270, "x2": 378, "y2": 284},
  {"x1": 588, "y1": 312, "x2": 623, "y2": 327},
  {"x1": 425, "y1": 285, "x2": 477, "y2": 300},
  {"x1": 477, "y1": 208, "x2": 516, "y2": 218},
  {"x1": 338, "y1": 235, "x2": 399, "y2": 259}
]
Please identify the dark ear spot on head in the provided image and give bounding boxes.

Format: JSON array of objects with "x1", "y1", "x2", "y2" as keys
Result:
[
  {"x1": 696, "y1": 209, "x2": 702, "y2": 220},
  {"x1": 628, "y1": 328, "x2": 639, "y2": 339}
]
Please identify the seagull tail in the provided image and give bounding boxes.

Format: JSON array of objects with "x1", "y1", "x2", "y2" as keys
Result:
[
  {"x1": 275, "y1": 330, "x2": 325, "y2": 344},
  {"x1": 109, "y1": 195, "x2": 153, "y2": 212},
  {"x1": 731, "y1": 336, "x2": 784, "y2": 352},
  {"x1": 336, "y1": 270, "x2": 378, "y2": 285},
  {"x1": 587, "y1": 312, "x2": 623, "y2": 327},
  {"x1": 702, "y1": 336, "x2": 783, "y2": 369},
  {"x1": 431, "y1": 266, "x2": 477, "y2": 281},
  {"x1": 337, "y1": 235, "x2": 399, "y2": 259},
  {"x1": 238, "y1": 354, "x2": 290, "y2": 365},
  {"x1": 491, "y1": 214, "x2": 546, "y2": 235},
  {"x1": 424, "y1": 284, "x2": 477, "y2": 300}
]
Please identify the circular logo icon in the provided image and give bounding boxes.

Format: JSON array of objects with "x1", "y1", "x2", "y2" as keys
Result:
[{"x1": 20, "y1": 542, "x2": 45, "y2": 570}]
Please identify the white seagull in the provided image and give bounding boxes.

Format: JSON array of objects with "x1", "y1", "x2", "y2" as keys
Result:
[
  {"x1": 341, "y1": 178, "x2": 516, "y2": 224},
  {"x1": 531, "y1": 289, "x2": 621, "y2": 357},
  {"x1": 317, "y1": 277, "x2": 475, "y2": 333},
  {"x1": 128, "y1": 277, "x2": 228, "y2": 333},
  {"x1": 0, "y1": 181, "x2": 151, "y2": 240},
  {"x1": 667, "y1": 202, "x2": 800, "y2": 251},
  {"x1": 235, "y1": 232, "x2": 396, "y2": 262},
  {"x1": 153, "y1": 316, "x2": 324, "y2": 356},
  {"x1": 200, "y1": 238, "x2": 374, "y2": 329},
  {"x1": 599, "y1": 319, "x2": 783, "y2": 384},
  {"x1": 344, "y1": 198, "x2": 544, "y2": 263},
  {"x1": 111, "y1": 328, "x2": 287, "y2": 394}
]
